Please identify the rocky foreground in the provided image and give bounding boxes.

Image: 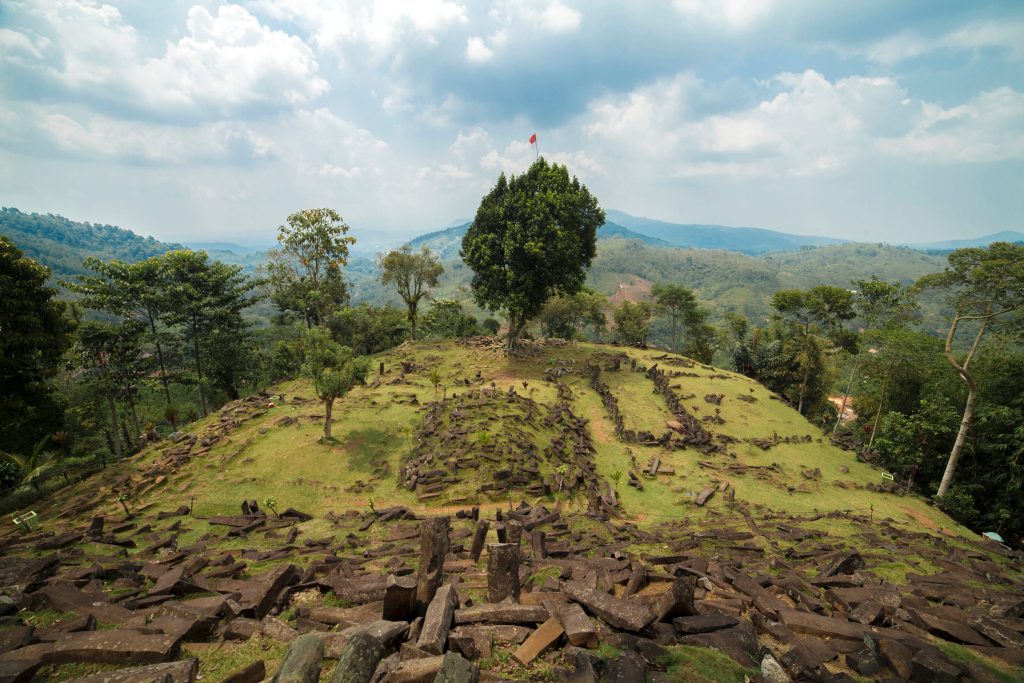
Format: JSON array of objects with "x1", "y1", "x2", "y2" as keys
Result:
[{"x1": 0, "y1": 494, "x2": 1022, "y2": 683}]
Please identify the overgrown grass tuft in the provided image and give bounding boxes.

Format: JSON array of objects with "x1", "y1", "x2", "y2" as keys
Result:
[{"x1": 657, "y1": 645, "x2": 759, "y2": 683}]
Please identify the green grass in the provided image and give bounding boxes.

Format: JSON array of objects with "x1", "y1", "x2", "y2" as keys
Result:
[
  {"x1": 657, "y1": 645, "x2": 760, "y2": 683},
  {"x1": 937, "y1": 642, "x2": 1024, "y2": 683},
  {"x1": 183, "y1": 636, "x2": 290, "y2": 682}
]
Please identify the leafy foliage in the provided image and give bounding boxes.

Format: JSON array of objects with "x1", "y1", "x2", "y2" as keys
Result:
[
  {"x1": 0, "y1": 236, "x2": 73, "y2": 455},
  {"x1": 327, "y1": 304, "x2": 409, "y2": 355},
  {"x1": 419, "y1": 299, "x2": 479, "y2": 339},
  {"x1": 539, "y1": 289, "x2": 606, "y2": 340},
  {"x1": 462, "y1": 158, "x2": 605, "y2": 348},
  {"x1": 613, "y1": 301, "x2": 653, "y2": 346},
  {"x1": 301, "y1": 326, "x2": 369, "y2": 440},
  {"x1": 379, "y1": 245, "x2": 444, "y2": 339},
  {"x1": 265, "y1": 208, "x2": 354, "y2": 327}
]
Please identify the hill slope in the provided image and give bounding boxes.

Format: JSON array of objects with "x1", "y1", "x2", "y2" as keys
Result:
[
  {"x1": 606, "y1": 209, "x2": 847, "y2": 254},
  {"x1": 1, "y1": 340, "x2": 1020, "y2": 682}
]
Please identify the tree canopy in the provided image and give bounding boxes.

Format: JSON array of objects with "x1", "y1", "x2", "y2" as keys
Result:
[
  {"x1": 379, "y1": 245, "x2": 444, "y2": 339},
  {"x1": 461, "y1": 158, "x2": 604, "y2": 349},
  {"x1": 0, "y1": 236, "x2": 73, "y2": 455}
]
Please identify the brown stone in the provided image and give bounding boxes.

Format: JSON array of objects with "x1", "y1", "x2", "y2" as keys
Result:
[
  {"x1": 680, "y1": 619, "x2": 758, "y2": 667},
  {"x1": 651, "y1": 576, "x2": 695, "y2": 622},
  {"x1": 416, "y1": 517, "x2": 450, "y2": 614},
  {"x1": 485, "y1": 544, "x2": 520, "y2": 603},
  {"x1": 877, "y1": 638, "x2": 914, "y2": 680},
  {"x1": 911, "y1": 649, "x2": 960, "y2": 683},
  {"x1": 452, "y1": 604, "x2": 547, "y2": 625},
  {"x1": 469, "y1": 521, "x2": 489, "y2": 562},
  {"x1": 221, "y1": 660, "x2": 266, "y2": 683},
  {"x1": 562, "y1": 580, "x2": 656, "y2": 632},
  {"x1": 0, "y1": 630, "x2": 182, "y2": 666},
  {"x1": 672, "y1": 614, "x2": 738, "y2": 635},
  {"x1": 65, "y1": 658, "x2": 199, "y2": 682},
  {"x1": 383, "y1": 575, "x2": 418, "y2": 622},
  {"x1": 556, "y1": 602, "x2": 597, "y2": 647},
  {"x1": 513, "y1": 617, "x2": 563, "y2": 665}
]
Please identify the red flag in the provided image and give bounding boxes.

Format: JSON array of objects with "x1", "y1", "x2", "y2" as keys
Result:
[{"x1": 529, "y1": 133, "x2": 537, "y2": 144}]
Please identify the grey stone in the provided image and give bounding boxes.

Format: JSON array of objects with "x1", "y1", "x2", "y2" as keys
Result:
[
  {"x1": 486, "y1": 544, "x2": 521, "y2": 603},
  {"x1": 417, "y1": 584, "x2": 458, "y2": 655},
  {"x1": 432, "y1": 651, "x2": 479, "y2": 683},
  {"x1": 329, "y1": 631, "x2": 385, "y2": 683},
  {"x1": 271, "y1": 634, "x2": 324, "y2": 683}
]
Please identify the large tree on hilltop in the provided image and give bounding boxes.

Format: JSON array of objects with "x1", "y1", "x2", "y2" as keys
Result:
[
  {"x1": 918, "y1": 242, "x2": 1024, "y2": 498},
  {"x1": 379, "y1": 245, "x2": 444, "y2": 339},
  {"x1": 461, "y1": 158, "x2": 604, "y2": 350},
  {"x1": 0, "y1": 237, "x2": 73, "y2": 455}
]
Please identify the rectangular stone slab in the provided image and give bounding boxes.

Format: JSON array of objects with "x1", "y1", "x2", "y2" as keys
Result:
[
  {"x1": 452, "y1": 604, "x2": 548, "y2": 625},
  {"x1": 0, "y1": 630, "x2": 182, "y2": 666},
  {"x1": 562, "y1": 580, "x2": 656, "y2": 632},
  {"x1": 513, "y1": 617, "x2": 564, "y2": 665},
  {"x1": 416, "y1": 584, "x2": 458, "y2": 655},
  {"x1": 556, "y1": 602, "x2": 598, "y2": 647}
]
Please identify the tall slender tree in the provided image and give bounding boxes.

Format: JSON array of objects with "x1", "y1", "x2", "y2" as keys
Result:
[
  {"x1": 379, "y1": 245, "x2": 444, "y2": 339},
  {"x1": 66, "y1": 257, "x2": 176, "y2": 416},
  {"x1": 160, "y1": 251, "x2": 259, "y2": 417},
  {"x1": 918, "y1": 242, "x2": 1024, "y2": 497}
]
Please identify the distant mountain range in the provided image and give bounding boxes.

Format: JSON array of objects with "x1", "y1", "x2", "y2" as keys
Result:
[{"x1": 905, "y1": 231, "x2": 1024, "y2": 251}]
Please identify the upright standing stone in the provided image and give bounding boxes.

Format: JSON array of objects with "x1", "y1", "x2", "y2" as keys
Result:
[
  {"x1": 469, "y1": 520, "x2": 490, "y2": 562},
  {"x1": 416, "y1": 517, "x2": 451, "y2": 614},
  {"x1": 271, "y1": 634, "x2": 324, "y2": 683},
  {"x1": 383, "y1": 574, "x2": 418, "y2": 622},
  {"x1": 417, "y1": 584, "x2": 459, "y2": 655},
  {"x1": 529, "y1": 530, "x2": 546, "y2": 560},
  {"x1": 329, "y1": 631, "x2": 385, "y2": 683},
  {"x1": 506, "y1": 521, "x2": 522, "y2": 546},
  {"x1": 487, "y1": 544, "x2": 521, "y2": 603}
]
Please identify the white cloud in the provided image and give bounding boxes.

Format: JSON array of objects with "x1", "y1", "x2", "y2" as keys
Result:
[
  {"x1": 37, "y1": 112, "x2": 272, "y2": 163},
  {"x1": 859, "y1": 20, "x2": 1024, "y2": 65},
  {"x1": 884, "y1": 87, "x2": 1024, "y2": 164},
  {"x1": 672, "y1": 0, "x2": 775, "y2": 28},
  {"x1": 465, "y1": 36, "x2": 493, "y2": 62},
  {"x1": 539, "y1": 2, "x2": 581, "y2": 32},
  {"x1": 250, "y1": 0, "x2": 467, "y2": 56},
  {"x1": 0, "y1": 28, "x2": 47, "y2": 62},
  {"x1": 576, "y1": 68, "x2": 1024, "y2": 180},
  {"x1": 6, "y1": 1, "x2": 327, "y2": 118}
]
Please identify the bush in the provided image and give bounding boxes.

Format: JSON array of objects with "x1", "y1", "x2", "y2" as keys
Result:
[
  {"x1": 935, "y1": 485, "x2": 979, "y2": 526},
  {"x1": 0, "y1": 461, "x2": 20, "y2": 491}
]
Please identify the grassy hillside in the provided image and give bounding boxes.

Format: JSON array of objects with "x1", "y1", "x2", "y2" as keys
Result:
[{"x1": 3, "y1": 339, "x2": 1021, "y2": 682}]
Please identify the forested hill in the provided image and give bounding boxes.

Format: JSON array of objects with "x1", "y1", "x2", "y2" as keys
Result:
[
  {"x1": 406, "y1": 219, "x2": 671, "y2": 260},
  {"x1": 0, "y1": 207, "x2": 181, "y2": 280}
]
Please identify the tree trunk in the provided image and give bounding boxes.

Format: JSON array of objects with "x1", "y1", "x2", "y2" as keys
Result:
[
  {"x1": 671, "y1": 315, "x2": 679, "y2": 354},
  {"x1": 324, "y1": 398, "x2": 334, "y2": 440},
  {"x1": 937, "y1": 315, "x2": 987, "y2": 497},
  {"x1": 797, "y1": 357, "x2": 810, "y2": 415},
  {"x1": 833, "y1": 361, "x2": 859, "y2": 434},
  {"x1": 506, "y1": 314, "x2": 528, "y2": 352},
  {"x1": 191, "y1": 322, "x2": 208, "y2": 417},
  {"x1": 107, "y1": 392, "x2": 122, "y2": 459},
  {"x1": 408, "y1": 302, "x2": 418, "y2": 340},
  {"x1": 149, "y1": 316, "x2": 173, "y2": 410},
  {"x1": 127, "y1": 396, "x2": 141, "y2": 438},
  {"x1": 867, "y1": 358, "x2": 893, "y2": 452}
]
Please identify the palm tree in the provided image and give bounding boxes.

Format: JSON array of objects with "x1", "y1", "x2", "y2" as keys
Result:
[{"x1": 0, "y1": 436, "x2": 60, "y2": 490}]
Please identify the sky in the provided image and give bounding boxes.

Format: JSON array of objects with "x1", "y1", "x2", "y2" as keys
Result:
[{"x1": 1, "y1": 0, "x2": 1023, "y2": 250}]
